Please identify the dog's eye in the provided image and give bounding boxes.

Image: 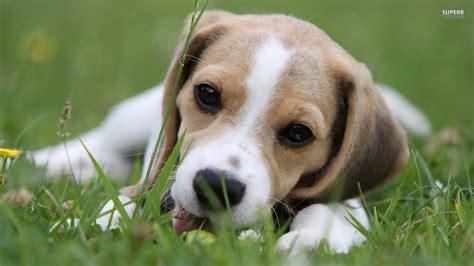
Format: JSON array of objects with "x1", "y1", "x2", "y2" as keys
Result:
[
  {"x1": 194, "y1": 84, "x2": 221, "y2": 113},
  {"x1": 279, "y1": 124, "x2": 315, "y2": 147}
]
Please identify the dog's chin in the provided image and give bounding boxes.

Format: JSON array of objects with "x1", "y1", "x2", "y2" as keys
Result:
[{"x1": 173, "y1": 208, "x2": 242, "y2": 235}]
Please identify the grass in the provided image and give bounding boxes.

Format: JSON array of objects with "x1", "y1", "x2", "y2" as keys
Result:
[{"x1": 0, "y1": 0, "x2": 473, "y2": 265}]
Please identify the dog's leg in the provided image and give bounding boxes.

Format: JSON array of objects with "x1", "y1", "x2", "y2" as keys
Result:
[
  {"x1": 94, "y1": 118, "x2": 163, "y2": 229},
  {"x1": 276, "y1": 199, "x2": 369, "y2": 255},
  {"x1": 93, "y1": 86, "x2": 166, "y2": 230},
  {"x1": 32, "y1": 84, "x2": 164, "y2": 182}
]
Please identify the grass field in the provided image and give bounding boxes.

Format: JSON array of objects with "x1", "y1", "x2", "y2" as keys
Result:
[{"x1": 0, "y1": 0, "x2": 473, "y2": 265}]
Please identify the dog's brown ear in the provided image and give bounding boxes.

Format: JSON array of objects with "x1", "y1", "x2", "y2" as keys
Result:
[
  {"x1": 289, "y1": 59, "x2": 409, "y2": 201},
  {"x1": 146, "y1": 11, "x2": 234, "y2": 188}
]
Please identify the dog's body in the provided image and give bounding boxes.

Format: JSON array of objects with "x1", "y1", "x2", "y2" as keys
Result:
[{"x1": 33, "y1": 11, "x2": 430, "y2": 255}]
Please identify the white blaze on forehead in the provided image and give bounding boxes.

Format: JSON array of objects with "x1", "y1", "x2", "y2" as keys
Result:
[
  {"x1": 239, "y1": 38, "x2": 291, "y2": 133},
  {"x1": 171, "y1": 39, "x2": 290, "y2": 223}
]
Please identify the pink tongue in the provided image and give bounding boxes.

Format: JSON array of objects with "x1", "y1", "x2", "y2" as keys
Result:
[{"x1": 173, "y1": 209, "x2": 205, "y2": 234}]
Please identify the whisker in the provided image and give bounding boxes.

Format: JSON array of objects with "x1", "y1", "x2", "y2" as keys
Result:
[
  {"x1": 268, "y1": 205, "x2": 281, "y2": 229},
  {"x1": 269, "y1": 197, "x2": 294, "y2": 216},
  {"x1": 160, "y1": 193, "x2": 173, "y2": 203},
  {"x1": 185, "y1": 55, "x2": 212, "y2": 67}
]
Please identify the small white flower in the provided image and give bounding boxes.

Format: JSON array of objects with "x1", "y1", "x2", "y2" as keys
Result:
[{"x1": 238, "y1": 229, "x2": 262, "y2": 242}]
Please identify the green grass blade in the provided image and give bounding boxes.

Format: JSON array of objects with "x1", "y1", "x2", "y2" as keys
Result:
[
  {"x1": 142, "y1": 133, "x2": 186, "y2": 220},
  {"x1": 0, "y1": 202, "x2": 23, "y2": 234},
  {"x1": 139, "y1": 0, "x2": 209, "y2": 194},
  {"x1": 219, "y1": 175, "x2": 231, "y2": 211},
  {"x1": 345, "y1": 210, "x2": 370, "y2": 239},
  {"x1": 79, "y1": 139, "x2": 131, "y2": 226}
]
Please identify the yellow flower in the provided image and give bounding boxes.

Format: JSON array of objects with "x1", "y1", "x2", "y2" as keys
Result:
[
  {"x1": 0, "y1": 148, "x2": 23, "y2": 159},
  {"x1": 19, "y1": 31, "x2": 55, "y2": 64}
]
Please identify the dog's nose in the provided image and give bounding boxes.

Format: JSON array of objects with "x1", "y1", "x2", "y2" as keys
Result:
[{"x1": 193, "y1": 168, "x2": 246, "y2": 209}]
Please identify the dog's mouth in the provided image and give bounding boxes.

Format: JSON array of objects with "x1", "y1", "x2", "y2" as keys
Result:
[{"x1": 173, "y1": 209, "x2": 212, "y2": 234}]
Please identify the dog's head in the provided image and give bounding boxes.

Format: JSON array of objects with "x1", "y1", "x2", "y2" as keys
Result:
[{"x1": 150, "y1": 11, "x2": 409, "y2": 230}]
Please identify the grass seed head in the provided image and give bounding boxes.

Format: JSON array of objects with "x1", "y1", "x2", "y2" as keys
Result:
[
  {"x1": 57, "y1": 100, "x2": 72, "y2": 138},
  {"x1": 1, "y1": 187, "x2": 33, "y2": 207}
]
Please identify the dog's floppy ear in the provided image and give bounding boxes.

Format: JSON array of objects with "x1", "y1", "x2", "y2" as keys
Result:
[
  {"x1": 146, "y1": 11, "x2": 234, "y2": 187},
  {"x1": 289, "y1": 58, "x2": 409, "y2": 201}
]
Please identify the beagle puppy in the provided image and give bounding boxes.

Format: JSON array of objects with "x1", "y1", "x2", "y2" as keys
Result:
[{"x1": 33, "y1": 11, "x2": 431, "y2": 255}]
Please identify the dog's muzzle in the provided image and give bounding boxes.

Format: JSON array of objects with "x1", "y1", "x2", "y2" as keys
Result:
[{"x1": 172, "y1": 168, "x2": 246, "y2": 234}]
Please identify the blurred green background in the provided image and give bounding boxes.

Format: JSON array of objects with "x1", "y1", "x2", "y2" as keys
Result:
[
  {"x1": 0, "y1": 0, "x2": 473, "y2": 148},
  {"x1": 0, "y1": 2, "x2": 473, "y2": 264}
]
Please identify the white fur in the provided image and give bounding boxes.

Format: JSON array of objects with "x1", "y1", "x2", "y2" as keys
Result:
[
  {"x1": 49, "y1": 195, "x2": 136, "y2": 231},
  {"x1": 241, "y1": 38, "x2": 291, "y2": 132},
  {"x1": 95, "y1": 195, "x2": 136, "y2": 230},
  {"x1": 171, "y1": 135, "x2": 271, "y2": 225},
  {"x1": 171, "y1": 38, "x2": 290, "y2": 226},
  {"x1": 277, "y1": 199, "x2": 369, "y2": 255},
  {"x1": 32, "y1": 84, "x2": 163, "y2": 182}
]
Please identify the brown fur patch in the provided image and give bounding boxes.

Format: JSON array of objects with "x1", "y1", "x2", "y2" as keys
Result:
[{"x1": 228, "y1": 156, "x2": 241, "y2": 170}]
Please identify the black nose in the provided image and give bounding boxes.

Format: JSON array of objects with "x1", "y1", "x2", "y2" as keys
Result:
[{"x1": 193, "y1": 168, "x2": 246, "y2": 209}]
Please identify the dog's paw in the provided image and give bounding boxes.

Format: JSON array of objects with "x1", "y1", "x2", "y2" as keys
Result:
[
  {"x1": 277, "y1": 228, "x2": 356, "y2": 256},
  {"x1": 95, "y1": 195, "x2": 136, "y2": 230},
  {"x1": 277, "y1": 229, "x2": 323, "y2": 256},
  {"x1": 276, "y1": 202, "x2": 369, "y2": 256}
]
